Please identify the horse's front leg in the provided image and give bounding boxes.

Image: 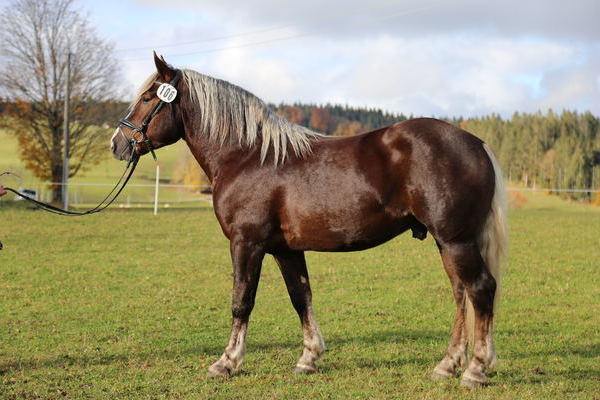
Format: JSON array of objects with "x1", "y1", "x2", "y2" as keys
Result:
[
  {"x1": 273, "y1": 250, "x2": 325, "y2": 374},
  {"x1": 207, "y1": 239, "x2": 265, "y2": 378}
]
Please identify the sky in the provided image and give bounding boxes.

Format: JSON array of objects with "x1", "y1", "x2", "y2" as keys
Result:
[{"x1": 6, "y1": 0, "x2": 600, "y2": 117}]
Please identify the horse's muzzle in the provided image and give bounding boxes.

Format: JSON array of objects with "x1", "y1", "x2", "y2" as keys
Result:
[{"x1": 110, "y1": 127, "x2": 134, "y2": 161}]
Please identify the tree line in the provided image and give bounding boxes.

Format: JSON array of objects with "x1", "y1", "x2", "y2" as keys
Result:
[
  {"x1": 271, "y1": 103, "x2": 408, "y2": 136},
  {"x1": 455, "y1": 110, "x2": 600, "y2": 199}
]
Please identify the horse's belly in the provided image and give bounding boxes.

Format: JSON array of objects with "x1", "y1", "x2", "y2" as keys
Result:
[
  {"x1": 278, "y1": 161, "x2": 411, "y2": 251},
  {"x1": 281, "y1": 208, "x2": 413, "y2": 252}
]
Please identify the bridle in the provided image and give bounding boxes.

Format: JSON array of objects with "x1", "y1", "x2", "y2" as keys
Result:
[{"x1": 119, "y1": 69, "x2": 182, "y2": 161}]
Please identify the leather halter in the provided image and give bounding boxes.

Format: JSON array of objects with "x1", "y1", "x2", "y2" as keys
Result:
[{"x1": 119, "y1": 69, "x2": 182, "y2": 161}]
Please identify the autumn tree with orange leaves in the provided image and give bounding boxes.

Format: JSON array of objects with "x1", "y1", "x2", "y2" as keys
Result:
[{"x1": 0, "y1": 0, "x2": 120, "y2": 203}]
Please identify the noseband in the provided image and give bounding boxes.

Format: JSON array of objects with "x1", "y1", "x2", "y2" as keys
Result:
[{"x1": 119, "y1": 69, "x2": 182, "y2": 161}]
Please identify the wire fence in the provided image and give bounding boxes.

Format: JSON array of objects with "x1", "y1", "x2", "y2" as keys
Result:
[
  {"x1": 507, "y1": 187, "x2": 600, "y2": 193},
  {"x1": 2, "y1": 182, "x2": 213, "y2": 208},
  {"x1": 1, "y1": 181, "x2": 598, "y2": 210}
]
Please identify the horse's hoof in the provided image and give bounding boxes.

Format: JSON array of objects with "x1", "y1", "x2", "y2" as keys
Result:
[
  {"x1": 431, "y1": 371, "x2": 453, "y2": 381},
  {"x1": 460, "y1": 378, "x2": 487, "y2": 388},
  {"x1": 460, "y1": 370, "x2": 489, "y2": 388},
  {"x1": 432, "y1": 363, "x2": 455, "y2": 380},
  {"x1": 207, "y1": 363, "x2": 232, "y2": 379},
  {"x1": 294, "y1": 365, "x2": 317, "y2": 374}
]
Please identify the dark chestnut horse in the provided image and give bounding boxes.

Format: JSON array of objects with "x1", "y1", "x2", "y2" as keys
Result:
[{"x1": 111, "y1": 54, "x2": 507, "y2": 387}]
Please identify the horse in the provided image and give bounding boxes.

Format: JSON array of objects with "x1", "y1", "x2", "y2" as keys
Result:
[{"x1": 110, "y1": 53, "x2": 508, "y2": 387}]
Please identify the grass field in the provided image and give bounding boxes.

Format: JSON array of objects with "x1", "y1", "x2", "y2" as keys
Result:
[{"x1": 0, "y1": 190, "x2": 599, "y2": 399}]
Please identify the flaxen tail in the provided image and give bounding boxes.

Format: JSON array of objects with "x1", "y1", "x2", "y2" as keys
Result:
[{"x1": 465, "y1": 143, "x2": 508, "y2": 346}]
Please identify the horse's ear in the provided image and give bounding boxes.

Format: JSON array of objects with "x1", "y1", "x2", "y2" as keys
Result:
[{"x1": 153, "y1": 51, "x2": 175, "y2": 82}]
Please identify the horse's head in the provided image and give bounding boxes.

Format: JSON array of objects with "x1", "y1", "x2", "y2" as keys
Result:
[{"x1": 111, "y1": 53, "x2": 184, "y2": 161}]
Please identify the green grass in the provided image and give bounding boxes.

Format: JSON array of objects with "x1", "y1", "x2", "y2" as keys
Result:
[{"x1": 0, "y1": 191, "x2": 599, "y2": 399}]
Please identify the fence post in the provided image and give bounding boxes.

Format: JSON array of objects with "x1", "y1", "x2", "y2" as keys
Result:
[{"x1": 154, "y1": 164, "x2": 160, "y2": 216}]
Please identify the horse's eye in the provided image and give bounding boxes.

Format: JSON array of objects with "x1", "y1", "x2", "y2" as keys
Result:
[{"x1": 142, "y1": 97, "x2": 152, "y2": 103}]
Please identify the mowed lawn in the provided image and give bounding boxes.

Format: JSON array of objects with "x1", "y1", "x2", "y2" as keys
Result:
[{"x1": 0, "y1": 191, "x2": 598, "y2": 399}]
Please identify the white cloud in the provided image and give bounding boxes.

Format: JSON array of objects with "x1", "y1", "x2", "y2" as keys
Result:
[
  {"x1": 208, "y1": 44, "x2": 298, "y2": 99},
  {"x1": 271, "y1": 35, "x2": 585, "y2": 117},
  {"x1": 88, "y1": 0, "x2": 600, "y2": 117},
  {"x1": 539, "y1": 54, "x2": 600, "y2": 112},
  {"x1": 117, "y1": 31, "x2": 598, "y2": 117},
  {"x1": 135, "y1": 0, "x2": 600, "y2": 43}
]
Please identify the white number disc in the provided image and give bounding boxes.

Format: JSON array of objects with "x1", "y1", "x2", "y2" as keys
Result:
[{"x1": 157, "y1": 83, "x2": 177, "y2": 103}]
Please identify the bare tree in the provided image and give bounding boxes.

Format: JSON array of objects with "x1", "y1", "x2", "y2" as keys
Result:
[{"x1": 0, "y1": 0, "x2": 120, "y2": 203}]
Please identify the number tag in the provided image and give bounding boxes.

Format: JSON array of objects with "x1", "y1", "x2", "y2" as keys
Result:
[{"x1": 157, "y1": 83, "x2": 177, "y2": 103}]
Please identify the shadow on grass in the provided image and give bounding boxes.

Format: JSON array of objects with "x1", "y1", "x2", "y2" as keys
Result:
[
  {"x1": 505, "y1": 340, "x2": 600, "y2": 359},
  {"x1": 326, "y1": 327, "x2": 445, "y2": 347},
  {"x1": 4, "y1": 325, "x2": 594, "y2": 385},
  {"x1": 0, "y1": 327, "x2": 445, "y2": 374},
  {"x1": 501, "y1": 366, "x2": 600, "y2": 386}
]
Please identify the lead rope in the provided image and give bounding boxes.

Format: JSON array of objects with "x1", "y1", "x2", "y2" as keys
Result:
[{"x1": 0, "y1": 151, "x2": 139, "y2": 217}]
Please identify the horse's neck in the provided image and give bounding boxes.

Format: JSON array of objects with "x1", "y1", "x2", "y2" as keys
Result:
[{"x1": 181, "y1": 103, "x2": 257, "y2": 184}]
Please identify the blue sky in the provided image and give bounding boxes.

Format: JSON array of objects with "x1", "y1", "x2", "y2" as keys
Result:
[{"x1": 4, "y1": 0, "x2": 599, "y2": 117}]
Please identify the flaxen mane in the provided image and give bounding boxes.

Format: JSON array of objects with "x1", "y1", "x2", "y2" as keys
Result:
[
  {"x1": 183, "y1": 70, "x2": 322, "y2": 164},
  {"x1": 132, "y1": 69, "x2": 322, "y2": 164}
]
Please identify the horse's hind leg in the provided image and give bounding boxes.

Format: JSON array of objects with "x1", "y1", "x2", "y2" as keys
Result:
[
  {"x1": 207, "y1": 239, "x2": 265, "y2": 378},
  {"x1": 273, "y1": 250, "x2": 325, "y2": 374},
  {"x1": 432, "y1": 241, "x2": 468, "y2": 379},
  {"x1": 436, "y1": 240, "x2": 497, "y2": 386}
]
